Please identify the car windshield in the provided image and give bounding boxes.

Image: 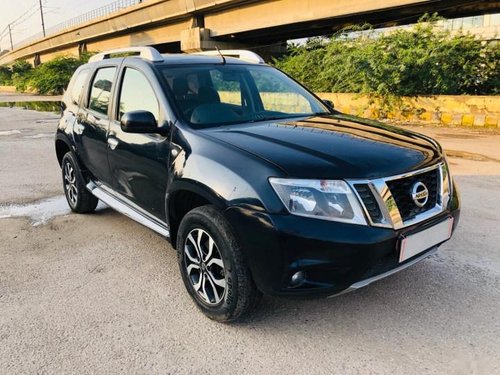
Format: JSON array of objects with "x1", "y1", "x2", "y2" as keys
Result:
[{"x1": 160, "y1": 64, "x2": 329, "y2": 128}]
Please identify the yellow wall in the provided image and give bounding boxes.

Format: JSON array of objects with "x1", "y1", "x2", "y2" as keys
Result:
[
  {"x1": 220, "y1": 91, "x2": 499, "y2": 127},
  {"x1": 319, "y1": 93, "x2": 500, "y2": 127},
  {"x1": 0, "y1": 86, "x2": 17, "y2": 93}
]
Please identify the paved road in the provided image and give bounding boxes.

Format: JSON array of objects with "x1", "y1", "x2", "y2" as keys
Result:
[{"x1": 0, "y1": 107, "x2": 499, "y2": 374}]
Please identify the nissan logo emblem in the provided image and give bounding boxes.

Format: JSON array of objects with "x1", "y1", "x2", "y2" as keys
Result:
[{"x1": 411, "y1": 182, "x2": 429, "y2": 207}]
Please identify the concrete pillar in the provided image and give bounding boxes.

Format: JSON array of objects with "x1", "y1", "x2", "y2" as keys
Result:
[
  {"x1": 33, "y1": 54, "x2": 41, "y2": 67},
  {"x1": 78, "y1": 42, "x2": 87, "y2": 58},
  {"x1": 179, "y1": 26, "x2": 287, "y2": 61},
  {"x1": 180, "y1": 27, "x2": 248, "y2": 53}
]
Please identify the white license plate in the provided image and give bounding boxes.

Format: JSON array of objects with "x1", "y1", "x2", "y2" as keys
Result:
[{"x1": 399, "y1": 218, "x2": 454, "y2": 263}]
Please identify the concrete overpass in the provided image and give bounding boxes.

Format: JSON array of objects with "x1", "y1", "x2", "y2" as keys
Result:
[{"x1": 1, "y1": 0, "x2": 499, "y2": 65}]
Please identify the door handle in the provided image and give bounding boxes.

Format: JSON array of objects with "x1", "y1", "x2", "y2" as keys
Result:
[{"x1": 107, "y1": 138, "x2": 119, "y2": 150}]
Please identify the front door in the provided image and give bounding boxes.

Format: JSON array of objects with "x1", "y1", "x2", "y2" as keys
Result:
[
  {"x1": 74, "y1": 66, "x2": 117, "y2": 185},
  {"x1": 107, "y1": 66, "x2": 171, "y2": 221}
]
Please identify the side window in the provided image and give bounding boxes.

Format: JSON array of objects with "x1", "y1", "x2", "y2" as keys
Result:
[
  {"x1": 70, "y1": 69, "x2": 89, "y2": 105},
  {"x1": 250, "y1": 70, "x2": 313, "y2": 113},
  {"x1": 118, "y1": 68, "x2": 159, "y2": 121},
  {"x1": 88, "y1": 67, "x2": 116, "y2": 116},
  {"x1": 210, "y1": 70, "x2": 242, "y2": 106}
]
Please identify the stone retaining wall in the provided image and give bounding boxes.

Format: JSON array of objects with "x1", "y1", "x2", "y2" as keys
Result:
[{"x1": 318, "y1": 93, "x2": 500, "y2": 127}]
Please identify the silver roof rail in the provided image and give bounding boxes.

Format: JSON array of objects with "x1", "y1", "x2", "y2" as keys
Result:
[
  {"x1": 88, "y1": 47, "x2": 164, "y2": 63},
  {"x1": 193, "y1": 50, "x2": 265, "y2": 64}
]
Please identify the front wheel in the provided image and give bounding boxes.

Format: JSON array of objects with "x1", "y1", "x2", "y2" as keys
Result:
[
  {"x1": 177, "y1": 205, "x2": 261, "y2": 322},
  {"x1": 61, "y1": 152, "x2": 98, "y2": 213}
]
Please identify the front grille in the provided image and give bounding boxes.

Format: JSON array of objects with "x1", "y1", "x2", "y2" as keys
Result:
[
  {"x1": 354, "y1": 184, "x2": 383, "y2": 223},
  {"x1": 386, "y1": 169, "x2": 439, "y2": 221}
]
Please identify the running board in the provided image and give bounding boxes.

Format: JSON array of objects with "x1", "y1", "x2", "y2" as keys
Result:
[{"x1": 86, "y1": 182, "x2": 170, "y2": 238}]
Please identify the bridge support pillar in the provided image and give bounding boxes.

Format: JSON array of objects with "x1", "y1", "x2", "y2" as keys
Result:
[
  {"x1": 33, "y1": 54, "x2": 41, "y2": 67},
  {"x1": 78, "y1": 43, "x2": 87, "y2": 58},
  {"x1": 180, "y1": 27, "x2": 287, "y2": 61},
  {"x1": 180, "y1": 27, "x2": 246, "y2": 53}
]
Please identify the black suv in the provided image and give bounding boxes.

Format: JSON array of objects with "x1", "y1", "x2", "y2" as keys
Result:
[{"x1": 55, "y1": 47, "x2": 460, "y2": 322}]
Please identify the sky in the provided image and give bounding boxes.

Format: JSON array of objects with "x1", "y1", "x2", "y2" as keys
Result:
[{"x1": 0, "y1": 0, "x2": 117, "y2": 51}]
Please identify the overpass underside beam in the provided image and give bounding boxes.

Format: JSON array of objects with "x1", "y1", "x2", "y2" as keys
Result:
[{"x1": 204, "y1": 0, "x2": 500, "y2": 43}]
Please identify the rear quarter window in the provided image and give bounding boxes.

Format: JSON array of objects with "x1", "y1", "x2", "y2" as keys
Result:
[
  {"x1": 70, "y1": 69, "x2": 90, "y2": 105},
  {"x1": 88, "y1": 67, "x2": 117, "y2": 116}
]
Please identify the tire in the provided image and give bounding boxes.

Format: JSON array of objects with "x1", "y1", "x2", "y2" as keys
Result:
[
  {"x1": 61, "y1": 151, "x2": 98, "y2": 213},
  {"x1": 177, "y1": 205, "x2": 261, "y2": 322}
]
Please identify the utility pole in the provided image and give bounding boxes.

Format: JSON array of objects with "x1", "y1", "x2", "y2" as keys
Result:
[
  {"x1": 39, "y1": 0, "x2": 46, "y2": 37},
  {"x1": 8, "y1": 24, "x2": 13, "y2": 50}
]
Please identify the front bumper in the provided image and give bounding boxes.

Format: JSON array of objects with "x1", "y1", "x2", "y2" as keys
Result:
[
  {"x1": 224, "y1": 194, "x2": 460, "y2": 297},
  {"x1": 328, "y1": 246, "x2": 438, "y2": 297}
]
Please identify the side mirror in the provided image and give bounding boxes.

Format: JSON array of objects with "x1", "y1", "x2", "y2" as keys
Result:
[
  {"x1": 120, "y1": 110, "x2": 159, "y2": 134},
  {"x1": 322, "y1": 99, "x2": 334, "y2": 110}
]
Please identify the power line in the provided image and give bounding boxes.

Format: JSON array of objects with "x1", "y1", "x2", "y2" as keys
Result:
[
  {"x1": 1, "y1": 0, "x2": 46, "y2": 50},
  {"x1": 7, "y1": 1, "x2": 39, "y2": 28},
  {"x1": 39, "y1": 0, "x2": 46, "y2": 37},
  {"x1": 8, "y1": 25, "x2": 13, "y2": 50},
  {"x1": 11, "y1": 6, "x2": 41, "y2": 28}
]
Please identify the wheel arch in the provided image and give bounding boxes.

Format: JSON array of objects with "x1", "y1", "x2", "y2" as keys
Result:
[
  {"x1": 166, "y1": 180, "x2": 227, "y2": 248},
  {"x1": 55, "y1": 136, "x2": 72, "y2": 166},
  {"x1": 55, "y1": 133, "x2": 90, "y2": 177}
]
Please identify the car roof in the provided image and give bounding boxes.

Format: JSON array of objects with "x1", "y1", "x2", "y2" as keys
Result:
[
  {"x1": 86, "y1": 47, "x2": 266, "y2": 67},
  {"x1": 158, "y1": 53, "x2": 264, "y2": 66},
  {"x1": 85, "y1": 54, "x2": 266, "y2": 69}
]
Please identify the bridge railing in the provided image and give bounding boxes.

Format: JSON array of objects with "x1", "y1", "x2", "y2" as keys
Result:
[{"x1": 14, "y1": 0, "x2": 145, "y2": 49}]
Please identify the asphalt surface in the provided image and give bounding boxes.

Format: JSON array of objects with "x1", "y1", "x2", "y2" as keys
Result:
[{"x1": 0, "y1": 107, "x2": 499, "y2": 374}]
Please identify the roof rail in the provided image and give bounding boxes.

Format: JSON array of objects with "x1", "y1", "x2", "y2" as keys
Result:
[
  {"x1": 88, "y1": 47, "x2": 164, "y2": 63},
  {"x1": 193, "y1": 50, "x2": 265, "y2": 64}
]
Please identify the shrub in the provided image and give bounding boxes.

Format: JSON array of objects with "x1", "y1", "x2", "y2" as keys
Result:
[
  {"x1": 11, "y1": 60, "x2": 33, "y2": 92},
  {"x1": 2, "y1": 53, "x2": 96, "y2": 94},
  {"x1": 273, "y1": 15, "x2": 500, "y2": 113},
  {"x1": 28, "y1": 56, "x2": 83, "y2": 95},
  {"x1": 0, "y1": 65, "x2": 12, "y2": 85}
]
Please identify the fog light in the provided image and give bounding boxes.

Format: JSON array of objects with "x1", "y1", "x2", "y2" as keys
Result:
[{"x1": 290, "y1": 271, "x2": 306, "y2": 287}]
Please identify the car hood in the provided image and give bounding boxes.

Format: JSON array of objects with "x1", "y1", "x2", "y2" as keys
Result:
[{"x1": 201, "y1": 114, "x2": 442, "y2": 179}]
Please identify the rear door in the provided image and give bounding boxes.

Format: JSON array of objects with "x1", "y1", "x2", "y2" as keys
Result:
[
  {"x1": 107, "y1": 64, "x2": 172, "y2": 220},
  {"x1": 74, "y1": 65, "x2": 118, "y2": 185}
]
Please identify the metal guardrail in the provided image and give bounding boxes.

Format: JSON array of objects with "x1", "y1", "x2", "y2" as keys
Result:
[{"x1": 14, "y1": 0, "x2": 145, "y2": 49}]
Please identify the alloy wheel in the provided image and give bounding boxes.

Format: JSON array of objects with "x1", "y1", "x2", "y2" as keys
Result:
[
  {"x1": 63, "y1": 161, "x2": 78, "y2": 206},
  {"x1": 184, "y1": 228, "x2": 226, "y2": 305}
]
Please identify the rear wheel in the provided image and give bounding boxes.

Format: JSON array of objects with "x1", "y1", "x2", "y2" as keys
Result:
[
  {"x1": 61, "y1": 152, "x2": 98, "y2": 213},
  {"x1": 177, "y1": 205, "x2": 261, "y2": 322}
]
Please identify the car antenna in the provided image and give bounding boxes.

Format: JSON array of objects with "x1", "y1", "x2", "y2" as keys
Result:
[{"x1": 215, "y1": 46, "x2": 226, "y2": 65}]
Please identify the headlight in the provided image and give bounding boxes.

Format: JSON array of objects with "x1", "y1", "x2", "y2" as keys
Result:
[{"x1": 269, "y1": 178, "x2": 367, "y2": 225}]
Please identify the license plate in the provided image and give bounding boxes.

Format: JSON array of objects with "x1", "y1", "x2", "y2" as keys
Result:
[{"x1": 399, "y1": 218, "x2": 454, "y2": 263}]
